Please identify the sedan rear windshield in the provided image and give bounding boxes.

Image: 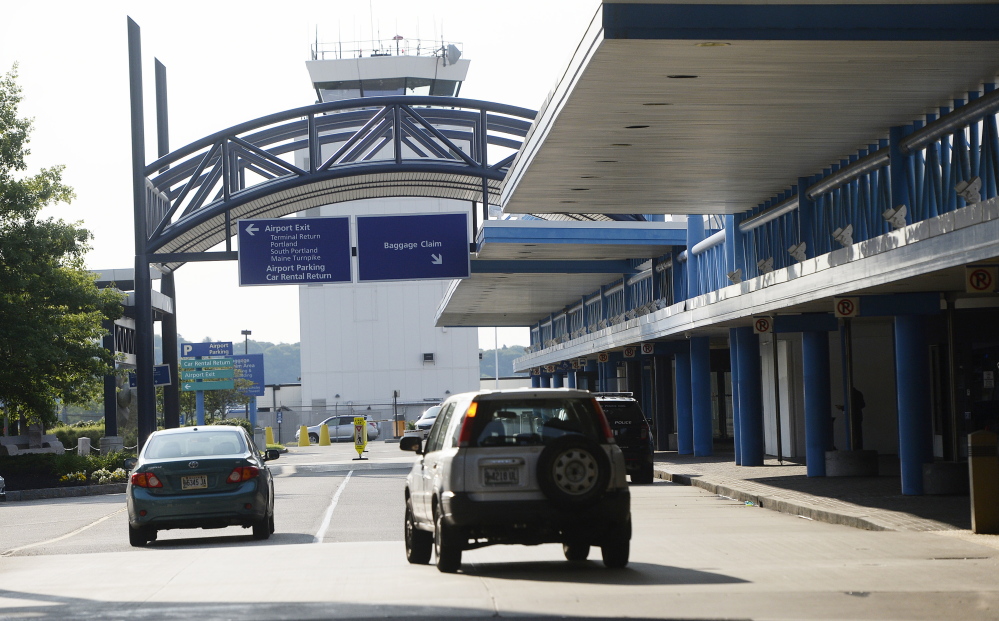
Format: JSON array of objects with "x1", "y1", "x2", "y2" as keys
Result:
[
  {"x1": 467, "y1": 398, "x2": 604, "y2": 448},
  {"x1": 144, "y1": 431, "x2": 247, "y2": 459}
]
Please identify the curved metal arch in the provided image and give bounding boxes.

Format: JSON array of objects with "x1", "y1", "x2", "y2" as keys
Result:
[{"x1": 143, "y1": 96, "x2": 536, "y2": 265}]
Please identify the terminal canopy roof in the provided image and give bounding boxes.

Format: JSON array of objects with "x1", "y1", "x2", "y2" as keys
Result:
[{"x1": 502, "y1": 1, "x2": 999, "y2": 217}]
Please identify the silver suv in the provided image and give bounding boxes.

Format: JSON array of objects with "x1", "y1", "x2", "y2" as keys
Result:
[{"x1": 400, "y1": 388, "x2": 631, "y2": 573}]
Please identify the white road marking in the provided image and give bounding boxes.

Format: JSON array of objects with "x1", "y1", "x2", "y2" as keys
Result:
[
  {"x1": 1, "y1": 506, "x2": 127, "y2": 556},
  {"x1": 314, "y1": 470, "x2": 353, "y2": 543}
]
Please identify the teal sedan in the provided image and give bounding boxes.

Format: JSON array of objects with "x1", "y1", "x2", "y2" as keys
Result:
[{"x1": 126, "y1": 425, "x2": 279, "y2": 546}]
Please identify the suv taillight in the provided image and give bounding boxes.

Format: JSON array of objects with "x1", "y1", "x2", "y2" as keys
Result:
[
  {"x1": 226, "y1": 466, "x2": 259, "y2": 484},
  {"x1": 131, "y1": 472, "x2": 163, "y2": 488},
  {"x1": 457, "y1": 401, "x2": 479, "y2": 447},
  {"x1": 592, "y1": 399, "x2": 614, "y2": 442}
]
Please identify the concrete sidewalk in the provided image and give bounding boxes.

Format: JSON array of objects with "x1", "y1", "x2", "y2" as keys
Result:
[{"x1": 653, "y1": 450, "x2": 972, "y2": 532}]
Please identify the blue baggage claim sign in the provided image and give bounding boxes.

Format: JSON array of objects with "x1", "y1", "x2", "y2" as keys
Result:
[{"x1": 356, "y1": 213, "x2": 470, "y2": 282}]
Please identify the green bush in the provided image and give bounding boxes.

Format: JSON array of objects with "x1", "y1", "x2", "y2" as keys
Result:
[
  {"x1": 0, "y1": 451, "x2": 136, "y2": 481},
  {"x1": 49, "y1": 422, "x2": 104, "y2": 451},
  {"x1": 212, "y1": 418, "x2": 253, "y2": 434}
]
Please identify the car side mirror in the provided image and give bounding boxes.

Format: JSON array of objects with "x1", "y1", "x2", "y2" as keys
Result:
[
  {"x1": 263, "y1": 449, "x2": 280, "y2": 461},
  {"x1": 123, "y1": 457, "x2": 138, "y2": 471},
  {"x1": 400, "y1": 436, "x2": 423, "y2": 454}
]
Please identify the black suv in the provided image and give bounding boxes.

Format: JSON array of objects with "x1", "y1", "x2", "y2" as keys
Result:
[{"x1": 595, "y1": 393, "x2": 655, "y2": 484}]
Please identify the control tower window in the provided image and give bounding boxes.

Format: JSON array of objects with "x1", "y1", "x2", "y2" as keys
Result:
[
  {"x1": 316, "y1": 80, "x2": 360, "y2": 102},
  {"x1": 406, "y1": 78, "x2": 432, "y2": 96},
  {"x1": 362, "y1": 77, "x2": 406, "y2": 97},
  {"x1": 430, "y1": 80, "x2": 459, "y2": 97}
]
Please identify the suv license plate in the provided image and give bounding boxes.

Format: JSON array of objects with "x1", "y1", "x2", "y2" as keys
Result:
[
  {"x1": 483, "y1": 467, "x2": 519, "y2": 486},
  {"x1": 181, "y1": 474, "x2": 208, "y2": 490}
]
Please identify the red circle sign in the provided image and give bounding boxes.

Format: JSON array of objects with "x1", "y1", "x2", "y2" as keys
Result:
[
  {"x1": 837, "y1": 299, "x2": 855, "y2": 316},
  {"x1": 970, "y1": 268, "x2": 994, "y2": 292},
  {"x1": 754, "y1": 318, "x2": 770, "y2": 333}
]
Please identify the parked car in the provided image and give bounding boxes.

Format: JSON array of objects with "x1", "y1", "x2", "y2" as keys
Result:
[
  {"x1": 414, "y1": 405, "x2": 442, "y2": 437},
  {"x1": 0, "y1": 473, "x2": 5, "y2": 500},
  {"x1": 295, "y1": 415, "x2": 380, "y2": 443},
  {"x1": 126, "y1": 425, "x2": 279, "y2": 546},
  {"x1": 400, "y1": 388, "x2": 631, "y2": 573},
  {"x1": 594, "y1": 393, "x2": 655, "y2": 484}
]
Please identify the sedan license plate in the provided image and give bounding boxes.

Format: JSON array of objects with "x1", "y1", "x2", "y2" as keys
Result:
[
  {"x1": 483, "y1": 467, "x2": 519, "y2": 486},
  {"x1": 181, "y1": 474, "x2": 208, "y2": 490}
]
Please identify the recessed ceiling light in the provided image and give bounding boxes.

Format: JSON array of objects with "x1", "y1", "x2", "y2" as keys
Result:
[
  {"x1": 696, "y1": 42, "x2": 730, "y2": 47},
  {"x1": 580, "y1": 175, "x2": 599, "y2": 179},
  {"x1": 571, "y1": 188, "x2": 589, "y2": 191},
  {"x1": 625, "y1": 125, "x2": 649, "y2": 129},
  {"x1": 643, "y1": 102, "x2": 671, "y2": 106},
  {"x1": 559, "y1": 200, "x2": 577, "y2": 204},
  {"x1": 611, "y1": 144, "x2": 632, "y2": 147},
  {"x1": 667, "y1": 75, "x2": 698, "y2": 79},
  {"x1": 596, "y1": 160, "x2": 617, "y2": 163}
]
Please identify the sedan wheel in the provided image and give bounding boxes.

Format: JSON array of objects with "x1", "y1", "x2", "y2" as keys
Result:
[
  {"x1": 252, "y1": 514, "x2": 271, "y2": 540},
  {"x1": 128, "y1": 525, "x2": 150, "y2": 547}
]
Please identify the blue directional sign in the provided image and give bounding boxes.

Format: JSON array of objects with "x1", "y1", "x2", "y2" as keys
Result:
[
  {"x1": 356, "y1": 213, "x2": 470, "y2": 282},
  {"x1": 180, "y1": 342, "x2": 233, "y2": 358},
  {"x1": 238, "y1": 217, "x2": 351, "y2": 286},
  {"x1": 233, "y1": 354, "x2": 265, "y2": 397},
  {"x1": 128, "y1": 364, "x2": 172, "y2": 388}
]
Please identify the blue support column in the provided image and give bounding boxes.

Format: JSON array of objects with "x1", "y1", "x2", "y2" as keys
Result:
[
  {"x1": 735, "y1": 327, "x2": 765, "y2": 466},
  {"x1": 625, "y1": 360, "x2": 641, "y2": 396},
  {"x1": 798, "y1": 176, "x2": 815, "y2": 259},
  {"x1": 541, "y1": 374, "x2": 552, "y2": 389},
  {"x1": 895, "y1": 315, "x2": 934, "y2": 495},
  {"x1": 889, "y1": 125, "x2": 912, "y2": 219},
  {"x1": 552, "y1": 373, "x2": 564, "y2": 388},
  {"x1": 690, "y1": 336, "x2": 713, "y2": 456},
  {"x1": 802, "y1": 331, "x2": 832, "y2": 477},
  {"x1": 531, "y1": 374, "x2": 541, "y2": 388},
  {"x1": 675, "y1": 345, "x2": 693, "y2": 455},
  {"x1": 729, "y1": 329, "x2": 743, "y2": 465},
  {"x1": 566, "y1": 370, "x2": 577, "y2": 389}
]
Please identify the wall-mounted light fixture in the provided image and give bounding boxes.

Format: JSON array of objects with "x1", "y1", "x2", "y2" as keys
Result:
[
  {"x1": 882, "y1": 205, "x2": 908, "y2": 230},
  {"x1": 832, "y1": 224, "x2": 854, "y2": 248},
  {"x1": 757, "y1": 257, "x2": 774, "y2": 274},
  {"x1": 787, "y1": 242, "x2": 807, "y2": 262},
  {"x1": 727, "y1": 269, "x2": 742, "y2": 284},
  {"x1": 956, "y1": 177, "x2": 982, "y2": 204}
]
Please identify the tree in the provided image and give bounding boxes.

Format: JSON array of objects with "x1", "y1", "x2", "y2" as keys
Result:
[{"x1": 0, "y1": 66, "x2": 122, "y2": 427}]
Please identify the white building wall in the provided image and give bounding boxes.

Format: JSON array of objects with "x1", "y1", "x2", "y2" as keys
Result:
[{"x1": 298, "y1": 196, "x2": 480, "y2": 411}]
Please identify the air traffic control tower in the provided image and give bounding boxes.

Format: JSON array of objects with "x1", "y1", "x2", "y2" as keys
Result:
[{"x1": 296, "y1": 38, "x2": 479, "y2": 432}]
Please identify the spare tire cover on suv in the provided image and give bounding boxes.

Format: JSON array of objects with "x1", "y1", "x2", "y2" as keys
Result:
[{"x1": 536, "y1": 434, "x2": 611, "y2": 507}]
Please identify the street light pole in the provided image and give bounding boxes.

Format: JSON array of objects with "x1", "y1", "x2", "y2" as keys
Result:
[{"x1": 241, "y1": 329, "x2": 251, "y2": 354}]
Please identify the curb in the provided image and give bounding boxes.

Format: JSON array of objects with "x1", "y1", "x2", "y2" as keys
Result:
[
  {"x1": 2, "y1": 483, "x2": 127, "y2": 502},
  {"x1": 655, "y1": 469, "x2": 893, "y2": 531}
]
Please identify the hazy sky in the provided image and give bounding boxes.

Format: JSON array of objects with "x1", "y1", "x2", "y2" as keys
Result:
[{"x1": 0, "y1": 0, "x2": 598, "y2": 348}]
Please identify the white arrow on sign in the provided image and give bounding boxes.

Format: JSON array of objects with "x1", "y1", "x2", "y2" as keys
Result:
[
  {"x1": 183, "y1": 383, "x2": 196, "y2": 390},
  {"x1": 245, "y1": 223, "x2": 259, "y2": 236},
  {"x1": 431, "y1": 254, "x2": 443, "y2": 265}
]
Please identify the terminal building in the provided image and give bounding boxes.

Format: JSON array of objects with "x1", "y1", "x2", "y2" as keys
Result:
[{"x1": 130, "y1": 2, "x2": 999, "y2": 497}]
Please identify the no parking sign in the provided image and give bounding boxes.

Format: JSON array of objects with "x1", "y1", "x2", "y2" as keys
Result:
[{"x1": 753, "y1": 316, "x2": 773, "y2": 334}]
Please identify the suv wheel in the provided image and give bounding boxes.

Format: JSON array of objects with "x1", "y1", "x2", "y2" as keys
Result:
[
  {"x1": 563, "y1": 542, "x2": 590, "y2": 562},
  {"x1": 632, "y1": 464, "x2": 654, "y2": 484},
  {"x1": 308, "y1": 433, "x2": 319, "y2": 444},
  {"x1": 434, "y1": 505, "x2": 462, "y2": 573},
  {"x1": 537, "y1": 435, "x2": 610, "y2": 507},
  {"x1": 405, "y1": 497, "x2": 432, "y2": 564},
  {"x1": 601, "y1": 519, "x2": 631, "y2": 569}
]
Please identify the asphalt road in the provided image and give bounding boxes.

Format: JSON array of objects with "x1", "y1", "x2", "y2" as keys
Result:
[{"x1": 1, "y1": 442, "x2": 998, "y2": 620}]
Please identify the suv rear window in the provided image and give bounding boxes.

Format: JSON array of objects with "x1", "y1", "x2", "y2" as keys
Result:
[{"x1": 467, "y1": 398, "x2": 604, "y2": 448}]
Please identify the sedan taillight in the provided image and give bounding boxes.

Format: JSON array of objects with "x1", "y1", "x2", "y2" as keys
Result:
[
  {"x1": 226, "y1": 466, "x2": 259, "y2": 484},
  {"x1": 131, "y1": 472, "x2": 163, "y2": 488}
]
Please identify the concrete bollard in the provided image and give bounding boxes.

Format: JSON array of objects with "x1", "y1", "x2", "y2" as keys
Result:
[
  {"x1": 298, "y1": 425, "x2": 311, "y2": 447},
  {"x1": 265, "y1": 427, "x2": 274, "y2": 446},
  {"x1": 319, "y1": 423, "x2": 331, "y2": 446},
  {"x1": 77, "y1": 437, "x2": 92, "y2": 456},
  {"x1": 969, "y1": 430, "x2": 999, "y2": 534}
]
